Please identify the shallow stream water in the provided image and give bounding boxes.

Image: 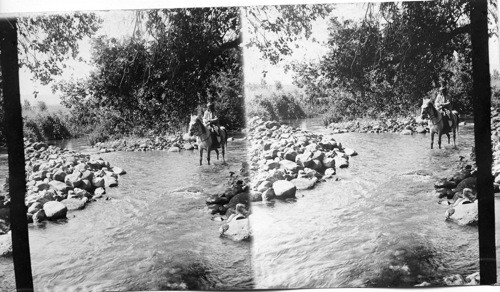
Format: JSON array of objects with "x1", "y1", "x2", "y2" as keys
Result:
[
  {"x1": 252, "y1": 118, "x2": 479, "y2": 288},
  {"x1": 0, "y1": 137, "x2": 252, "y2": 291},
  {"x1": 0, "y1": 119, "x2": 498, "y2": 289}
]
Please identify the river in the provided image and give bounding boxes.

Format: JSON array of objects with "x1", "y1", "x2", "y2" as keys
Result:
[
  {"x1": 0, "y1": 137, "x2": 252, "y2": 291},
  {"x1": 0, "y1": 119, "x2": 498, "y2": 289},
  {"x1": 251, "y1": 118, "x2": 482, "y2": 288}
]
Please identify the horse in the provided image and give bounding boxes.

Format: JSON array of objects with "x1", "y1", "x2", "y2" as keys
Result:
[
  {"x1": 188, "y1": 115, "x2": 227, "y2": 165},
  {"x1": 420, "y1": 98, "x2": 459, "y2": 149}
]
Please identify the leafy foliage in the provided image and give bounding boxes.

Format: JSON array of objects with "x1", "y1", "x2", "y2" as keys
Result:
[
  {"x1": 0, "y1": 13, "x2": 101, "y2": 145},
  {"x1": 58, "y1": 8, "x2": 243, "y2": 138},
  {"x1": 291, "y1": 1, "x2": 495, "y2": 120},
  {"x1": 17, "y1": 13, "x2": 102, "y2": 86},
  {"x1": 243, "y1": 4, "x2": 334, "y2": 64}
]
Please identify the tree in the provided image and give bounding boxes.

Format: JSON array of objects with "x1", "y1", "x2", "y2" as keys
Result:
[
  {"x1": 0, "y1": 13, "x2": 102, "y2": 144},
  {"x1": 22, "y1": 99, "x2": 31, "y2": 112},
  {"x1": 16, "y1": 13, "x2": 102, "y2": 86},
  {"x1": 243, "y1": 5, "x2": 334, "y2": 64},
  {"x1": 292, "y1": 1, "x2": 497, "y2": 118},
  {"x1": 58, "y1": 7, "x2": 244, "y2": 136},
  {"x1": 36, "y1": 100, "x2": 47, "y2": 112}
]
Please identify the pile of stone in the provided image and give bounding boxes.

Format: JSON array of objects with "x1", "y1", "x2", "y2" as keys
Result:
[
  {"x1": 434, "y1": 164, "x2": 477, "y2": 226},
  {"x1": 328, "y1": 116, "x2": 428, "y2": 135},
  {"x1": 203, "y1": 164, "x2": 252, "y2": 242},
  {"x1": 0, "y1": 138, "x2": 127, "y2": 228},
  {"x1": 247, "y1": 116, "x2": 357, "y2": 202},
  {"x1": 414, "y1": 272, "x2": 480, "y2": 286},
  {"x1": 93, "y1": 134, "x2": 197, "y2": 153}
]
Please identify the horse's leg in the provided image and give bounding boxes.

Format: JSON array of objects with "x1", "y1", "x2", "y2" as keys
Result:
[
  {"x1": 446, "y1": 133, "x2": 450, "y2": 144},
  {"x1": 215, "y1": 148, "x2": 219, "y2": 160},
  {"x1": 207, "y1": 149, "x2": 211, "y2": 165},
  {"x1": 431, "y1": 132, "x2": 435, "y2": 149},
  {"x1": 453, "y1": 128, "x2": 457, "y2": 148},
  {"x1": 199, "y1": 148, "x2": 203, "y2": 165},
  {"x1": 222, "y1": 141, "x2": 225, "y2": 163},
  {"x1": 438, "y1": 132, "x2": 442, "y2": 149}
]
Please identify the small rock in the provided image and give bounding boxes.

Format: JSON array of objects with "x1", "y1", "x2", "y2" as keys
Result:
[
  {"x1": 112, "y1": 167, "x2": 126, "y2": 175},
  {"x1": 443, "y1": 274, "x2": 465, "y2": 286},
  {"x1": 43, "y1": 201, "x2": 67, "y2": 220},
  {"x1": 61, "y1": 198, "x2": 86, "y2": 211},
  {"x1": 291, "y1": 177, "x2": 318, "y2": 190},
  {"x1": 272, "y1": 180, "x2": 296, "y2": 199}
]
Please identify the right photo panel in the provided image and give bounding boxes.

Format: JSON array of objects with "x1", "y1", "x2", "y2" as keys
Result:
[{"x1": 243, "y1": 1, "x2": 497, "y2": 288}]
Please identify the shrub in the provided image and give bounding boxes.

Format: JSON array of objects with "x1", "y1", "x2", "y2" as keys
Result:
[{"x1": 23, "y1": 113, "x2": 72, "y2": 141}]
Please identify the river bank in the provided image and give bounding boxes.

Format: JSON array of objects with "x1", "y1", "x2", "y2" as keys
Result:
[
  {"x1": 247, "y1": 116, "x2": 357, "y2": 201},
  {"x1": 92, "y1": 132, "x2": 240, "y2": 153},
  {"x1": 0, "y1": 138, "x2": 127, "y2": 255}
]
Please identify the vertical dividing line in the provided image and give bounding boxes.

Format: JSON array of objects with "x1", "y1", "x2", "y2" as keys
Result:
[
  {"x1": 471, "y1": 0, "x2": 497, "y2": 285},
  {"x1": 0, "y1": 18, "x2": 34, "y2": 291}
]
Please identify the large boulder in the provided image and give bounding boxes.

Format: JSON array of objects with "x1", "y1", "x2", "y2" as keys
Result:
[
  {"x1": 343, "y1": 148, "x2": 358, "y2": 156},
  {"x1": 446, "y1": 200, "x2": 478, "y2": 226},
  {"x1": 65, "y1": 172, "x2": 83, "y2": 188},
  {"x1": 220, "y1": 215, "x2": 251, "y2": 241},
  {"x1": 43, "y1": 201, "x2": 68, "y2": 220},
  {"x1": 105, "y1": 175, "x2": 118, "y2": 187},
  {"x1": 291, "y1": 177, "x2": 318, "y2": 190},
  {"x1": 443, "y1": 274, "x2": 465, "y2": 286},
  {"x1": 91, "y1": 176, "x2": 105, "y2": 188},
  {"x1": 295, "y1": 152, "x2": 314, "y2": 168},
  {"x1": 325, "y1": 168, "x2": 336, "y2": 178},
  {"x1": 257, "y1": 181, "x2": 273, "y2": 193},
  {"x1": 452, "y1": 177, "x2": 476, "y2": 193},
  {"x1": 112, "y1": 167, "x2": 126, "y2": 175},
  {"x1": 323, "y1": 157, "x2": 335, "y2": 169},
  {"x1": 53, "y1": 170, "x2": 67, "y2": 182},
  {"x1": 434, "y1": 178, "x2": 457, "y2": 189},
  {"x1": 61, "y1": 198, "x2": 86, "y2": 211},
  {"x1": 227, "y1": 192, "x2": 250, "y2": 210},
  {"x1": 262, "y1": 188, "x2": 276, "y2": 201},
  {"x1": 272, "y1": 180, "x2": 296, "y2": 199},
  {"x1": 206, "y1": 194, "x2": 229, "y2": 205},
  {"x1": 334, "y1": 156, "x2": 349, "y2": 168},
  {"x1": 284, "y1": 150, "x2": 298, "y2": 162},
  {"x1": 168, "y1": 146, "x2": 181, "y2": 152},
  {"x1": 0, "y1": 231, "x2": 12, "y2": 257},
  {"x1": 279, "y1": 160, "x2": 300, "y2": 173}
]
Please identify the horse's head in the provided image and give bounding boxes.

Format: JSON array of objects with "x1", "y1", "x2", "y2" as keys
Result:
[
  {"x1": 420, "y1": 98, "x2": 433, "y2": 120},
  {"x1": 188, "y1": 115, "x2": 204, "y2": 137}
]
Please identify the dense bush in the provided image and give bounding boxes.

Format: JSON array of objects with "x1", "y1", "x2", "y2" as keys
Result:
[
  {"x1": 56, "y1": 8, "x2": 243, "y2": 140},
  {"x1": 23, "y1": 113, "x2": 72, "y2": 141},
  {"x1": 247, "y1": 90, "x2": 307, "y2": 121}
]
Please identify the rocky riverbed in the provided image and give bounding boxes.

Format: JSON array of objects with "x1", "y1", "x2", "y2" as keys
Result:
[
  {"x1": 328, "y1": 116, "x2": 430, "y2": 135},
  {"x1": 247, "y1": 116, "x2": 357, "y2": 201},
  {"x1": 420, "y1": 106, "x2": 500, "y2": 286},
  {"x1": 0, "y1": 138, "x2": 126, "y2": 255},
  {"x1": 93, "y1": 133, "x2": 236, "y2": 153}
]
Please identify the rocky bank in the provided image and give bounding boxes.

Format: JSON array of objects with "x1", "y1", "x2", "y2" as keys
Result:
[
  {"x1": 0, "y1": 138, "x2": 126, "y2": 248},
  {"x1": 328, "y1": 116, "x2": 430, "y2": 135},
  {"x1": 246, "y1": 116, "x2": 357, "y2": 201},
  {"x1": 93, "y1": 133, "x2": 236, "y2": 153}
]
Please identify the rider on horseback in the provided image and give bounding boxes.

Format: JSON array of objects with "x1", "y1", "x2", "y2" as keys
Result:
[
  {"x1": 203, "y1": 101, "x2": 221, "y2": 143},
  {"x1": 434, "y1": 79, "x2": 452, "y2": 129}
]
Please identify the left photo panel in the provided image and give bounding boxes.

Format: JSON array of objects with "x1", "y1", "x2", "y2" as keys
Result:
[{"x1": 0, "y1": 7, "x2": 252, "y2": 291}]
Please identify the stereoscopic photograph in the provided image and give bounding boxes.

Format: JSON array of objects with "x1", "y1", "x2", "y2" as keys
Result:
[{"x1": 0, "y1": 0, "x2": 498, "y2": 290}]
